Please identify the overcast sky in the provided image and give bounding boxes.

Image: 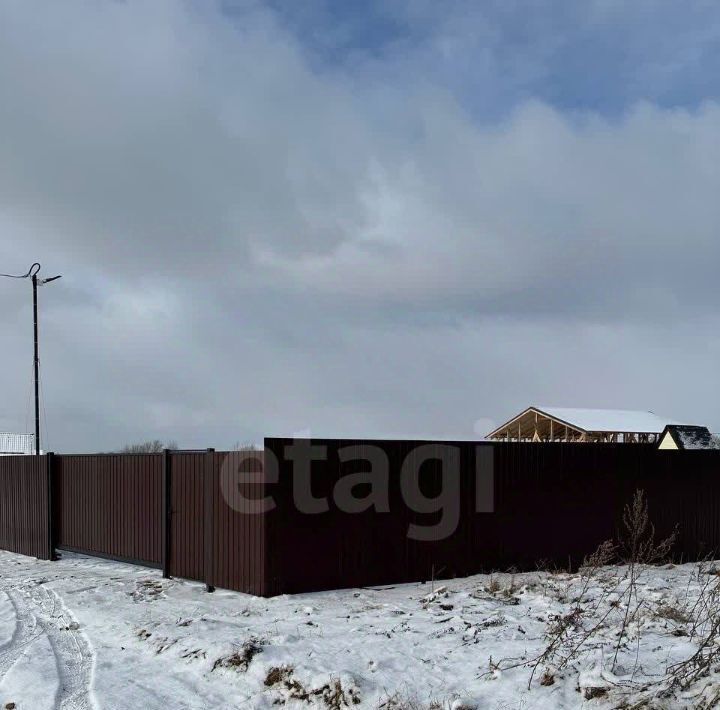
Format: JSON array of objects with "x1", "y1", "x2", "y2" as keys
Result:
[{"x1": 1, "y1": 0, "x2": 719, "y2": 452}]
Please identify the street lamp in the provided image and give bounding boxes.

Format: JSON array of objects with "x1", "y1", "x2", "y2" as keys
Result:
[{"x1": 1, "y1": 263, "x2": 62, "y2": 455}]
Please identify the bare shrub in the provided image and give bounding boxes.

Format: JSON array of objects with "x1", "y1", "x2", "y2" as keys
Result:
[
  {"x1": 525, "y1": 538, "x2": 618, "y2": 686},
  {"x1": 618, "y1": 489, "x2": 677, "y2": 567},
  {"x1": 611, "y1": 490, "x2": 677, "y2": 671},
  {"x1": 480, "y1": 576, "x2": 520, "y2": 603},
  {"x1": 480, "y1": 537, "x2": 619, "y2": 688},
  {"x1": 484, "y1": 576, "x2": 500, "y2": 594},
  {"x1": 486, "y1": 488, "x2": 680, "y2": 693},
  {"x1": 662, "y1": 572, "x2": 720, "y2": 703}
]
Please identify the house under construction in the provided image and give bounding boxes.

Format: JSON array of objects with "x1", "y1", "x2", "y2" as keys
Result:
[{"x1": 486, "y1": 406, "x2": 679, "y2": 443}]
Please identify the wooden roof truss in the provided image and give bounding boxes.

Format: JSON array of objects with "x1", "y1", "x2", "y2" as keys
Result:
[{"x1": 486, "y1": 407, "x2": 659, "y2": 443}]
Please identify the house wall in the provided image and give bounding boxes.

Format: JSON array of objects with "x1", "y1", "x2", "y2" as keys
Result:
[{"x1": 658, "y1": 432, "x2": 679, "y2": 449}]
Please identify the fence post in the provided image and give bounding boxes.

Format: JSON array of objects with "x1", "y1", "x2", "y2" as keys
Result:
[
  {"x1": 161, "y1": 449, "x2": 172, "y2": 578},
  {"x1": 204, "y1": 448, "x2": 216, "y2": 593},
  {"x1": 46, "y1": 452, "x2": 56, "y2": 561}
]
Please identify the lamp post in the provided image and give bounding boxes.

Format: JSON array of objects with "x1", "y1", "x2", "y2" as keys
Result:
[{"x1": 1, "y1": 263, "x2": 62, "y2": 455}]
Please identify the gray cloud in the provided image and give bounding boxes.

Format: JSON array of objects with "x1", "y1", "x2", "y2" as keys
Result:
[{"x1": 0, "y1": 1, "x2": 718, "y2": 452}]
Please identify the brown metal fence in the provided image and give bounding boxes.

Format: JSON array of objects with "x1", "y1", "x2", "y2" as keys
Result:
[
  {"x1": 51, "y1": 449, "x2": 268, "y2": 594},
  {"x1": 0, "y1": 449, "x2": 267, "y2": 593},
  {"x1": 208, "y1": 450, "x2": 267, "y2": 595},
  {"x1": 2, "y1": 441, "x2": 720, "y2": 597},
  {"x1": 0, "y1": 454, "x2": 51, "y2": 560},
  {"x1": 164, "y1": 450, "x2": 267, "y2": 594},
  {"x1": 262, "y1": 438, "x2": 720, "y2": 595},
  {"x1": 55, "y1": 454, "x2": 163, "y2": 567},
  {"x1": 169, "y1": 451, "x2": 206, "y2": 581}
]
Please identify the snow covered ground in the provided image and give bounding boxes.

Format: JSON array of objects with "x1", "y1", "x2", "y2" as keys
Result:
[{"x1": 1, "y1": 550, "x2": 720, "y2": 709}]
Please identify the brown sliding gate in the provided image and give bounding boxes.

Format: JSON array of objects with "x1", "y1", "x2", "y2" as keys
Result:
[
  {"x1": 49, "y1": 449, "x2": 266, "y2": 594},
  {"x1": 55, "y1": 453, "x2": 163, "y2": 567}
]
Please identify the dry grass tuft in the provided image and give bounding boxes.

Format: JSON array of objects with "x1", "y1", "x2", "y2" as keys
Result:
[
  {"x1": 265, "y1": 667, "x2": 360, "y2": 707},
  {"x1": 655, "y1": 604, "x2": 692, "y2": 624},
  {"x1": 378, "y1": 691, "x2": 476, "y2": 709},
  {"x1": 212, "y1": 636, "x2": 265, "y2": 672},
  {"x1": 264, "y1": 665, "x2": 294, "y2": 687},
  {"x1": 583, "y1": 686, "x2": 608, "y2": 700}
]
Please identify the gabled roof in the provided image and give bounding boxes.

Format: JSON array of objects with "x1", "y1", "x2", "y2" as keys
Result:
[
  {"x1": 0, "y1": 432, "x2": 35, "y2": 455},
  {"x1": 660, "y1": 425, "x2": 720, "y2": 450},
  {"x1": 487, "y1": 405, "x2": 680, "y2": 440},
  {"x1": 536, "y1": 407, "x2": 678, "y2": 434}
]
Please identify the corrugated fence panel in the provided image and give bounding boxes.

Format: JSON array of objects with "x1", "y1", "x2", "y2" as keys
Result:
[
  {"x1": 210, "y1": 451, "x2": 266, "y2": 596},
  {"x1": 264, "y1": 438, "x2": 487, "y2": 594},
  {"x1": 169, "y1": 452, "x2": 205, "y2": 582},
  {"x1": 0, "y1": 455, "x2": 50, "y2": 559},
  {"x1": 264, "y1": 438, "x2": 720, "y2": 595},
  {"x1": 55, "y1": 454, "x2": 162, "y2": 566},
  {"x1": 167, "y1": 451, "x2": 267, "y2": 595},
  {"x1": 6, "y1": 442, "x2": 720, "y2": 598}
]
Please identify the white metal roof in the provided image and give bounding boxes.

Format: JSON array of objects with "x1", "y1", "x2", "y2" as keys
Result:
[
  {"x1": 0, "y1": 432, "x2": 35, "y2": 455},
  {"x1": 538, "y1": 407, "x2": 679, "y2": 434}
]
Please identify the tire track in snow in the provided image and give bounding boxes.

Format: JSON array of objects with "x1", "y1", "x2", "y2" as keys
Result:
[
  {"x1": 0, "y1": 590, "x2": 41, "y2": 680},
  {"x1": 27, "y1": 584, "x2": 97, "y2": 710},
  {"x1": 1, "y1": 585, "x2": 96, "y2": 710}
]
